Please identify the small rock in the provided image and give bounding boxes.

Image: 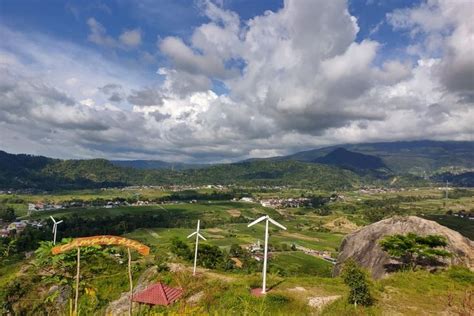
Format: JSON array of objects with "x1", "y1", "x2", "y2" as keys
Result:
[
  {"x1": 289, "y1": 286, "x2": 307, "y2": 292},
  {"x1": 187, "y1": 291, "x2": 204, "y2": 304},
  {"x1": 308, "y1": 295, "x2": 341, "y2": 309}
]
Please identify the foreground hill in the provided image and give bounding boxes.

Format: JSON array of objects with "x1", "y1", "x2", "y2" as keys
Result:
[{"x1": 0, "y1": 151, "x2": 359, "y2": 190}]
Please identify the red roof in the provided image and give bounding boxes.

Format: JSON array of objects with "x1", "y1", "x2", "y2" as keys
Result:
[{"x1": 132, "y1": 283, "x2": 183, "y2": 306}]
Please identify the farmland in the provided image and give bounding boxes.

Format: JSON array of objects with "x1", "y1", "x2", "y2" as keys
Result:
[{"x1": 1, "y1": 186, "x2": 473, "y2": 315}]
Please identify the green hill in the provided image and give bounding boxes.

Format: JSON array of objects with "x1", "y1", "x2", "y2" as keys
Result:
[
  {"x1": 0, "y1": 151, "x2": 359, "y2": 190},
  {"x1": 2, "y1": 140, "x2": 473, "y2": 190}
]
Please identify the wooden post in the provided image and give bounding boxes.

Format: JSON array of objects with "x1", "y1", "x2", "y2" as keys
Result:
[
  {"x1": 128, "y1": 247, "x2": 133, "y2": 316},
  {"x1": 74, "y1": 247, "x2": 80, "y2": 316}
]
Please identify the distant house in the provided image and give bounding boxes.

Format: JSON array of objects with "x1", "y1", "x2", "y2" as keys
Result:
[{"x1": 240, "y1": 197, "x2": 254, "y2": 203}]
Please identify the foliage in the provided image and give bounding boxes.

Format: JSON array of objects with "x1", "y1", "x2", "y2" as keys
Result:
[
  {"x1": 379, "y1": 233, "x2": 451, "y2": 270},
  {"x1": 340, "y1": 260, "x2": 374, "y2": 307},
  {"x1": 34, "y1": 240, "x2": 107, "y2": 285},
  {"x1": 0, "y1": 150, "x2": 360, "y2": 190},
  {"x1": 0, "y1": 206, "x2": 16, "y2": 221},
  {"x1": 170, "y1": 237, "x2": 193, "y2": 260}
]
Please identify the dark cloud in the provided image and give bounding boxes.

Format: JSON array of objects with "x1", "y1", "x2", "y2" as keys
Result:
[{"x1": 127, "y1": 87, "x2": 163, "y2": 106}]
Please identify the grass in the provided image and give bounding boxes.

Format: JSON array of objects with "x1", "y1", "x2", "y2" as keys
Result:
[{"x1": 271, "y1": 252, "x2": 333, "y2": 277}]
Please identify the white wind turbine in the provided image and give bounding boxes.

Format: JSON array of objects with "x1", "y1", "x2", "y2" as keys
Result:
[
  {"x1": 187, "y1": 220, "x2": 206, "y2": 276},
  {"x1": 248, "y1": 215, "x2": 287, "y2": 294},
  {"x1": 50, "y1": 216, "x2": 63, "y2": 245}
]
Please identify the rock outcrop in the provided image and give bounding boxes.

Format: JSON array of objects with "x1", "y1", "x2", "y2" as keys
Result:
[{"x1": 333, "y1": 216, "x2": 474, "y2": 279}]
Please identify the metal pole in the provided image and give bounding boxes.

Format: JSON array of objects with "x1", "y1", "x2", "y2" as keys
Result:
[
  {"x1": 193, "y1": 220, "x2": 200, "y2": 275},
  {"x1": 262, "y1": 218, "x2": 269, "y2": 294},
  {"x1": 128, "y1": 248, "x2": 133, "y2": 316},
  {"x1": 53, "y1": 225, "x2": 57, "y2": 245},
  {"x1": 74, "y1": 247, "x2": 80, "y2": 316}
]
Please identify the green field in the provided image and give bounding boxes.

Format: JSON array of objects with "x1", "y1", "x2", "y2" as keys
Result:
[{"x1": 1, "y1": 187, "x2": 473, "y2": 315}]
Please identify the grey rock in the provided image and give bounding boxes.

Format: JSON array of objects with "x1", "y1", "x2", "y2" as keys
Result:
[{"x1": 333, "y1": 216, "x2": 474, "y2": 279}]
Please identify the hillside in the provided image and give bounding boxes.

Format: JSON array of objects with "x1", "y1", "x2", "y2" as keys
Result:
[
  {"x1": 279, "y1": 140, "x2": 474, "y2": 175},
  {"x1": 111, "y1": 160, "x2": 206, "y2": 170},
  {"x1": 314, "y1": 148, "x2": 388, "y2": 171},
  {"x1": 0, "y1": 151, "x2": 359, "y2": 190},
  {"x1": 2, "y1": 140, "x2": 473, "y2": 190}
]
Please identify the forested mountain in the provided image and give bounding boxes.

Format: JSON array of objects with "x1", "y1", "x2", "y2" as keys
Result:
[
  {"x1": 1, "y1": 139, "x2": 472, "y2": 191},
  {"x1": 111, "y1": 160, "x2": 206, "y2": 170},
  {"x1": 277, "y1": 140, "x2": 474, "y2": 175},
  {"x1": 0, "y1": 151, "x2": 359, "y2": 190},
  {"x1": 314, "y1": 148, "x2": 388, "y2": 171}
]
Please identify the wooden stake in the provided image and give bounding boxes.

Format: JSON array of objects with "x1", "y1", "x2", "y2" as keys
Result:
[
  {"x1": 128, "y1": 247, "x2": 133, "y2": 316},
  {"x1": 74, "y1": 247, "x2": 80, "y2": 316}
]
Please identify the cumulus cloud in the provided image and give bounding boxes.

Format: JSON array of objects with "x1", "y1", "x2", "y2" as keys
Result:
[
  {"x1": 387, "y1": 0, "x2": 474, "y2": 95},
  {"x1": 0, "y1": 0, "x2": 473, "y2": 162}
]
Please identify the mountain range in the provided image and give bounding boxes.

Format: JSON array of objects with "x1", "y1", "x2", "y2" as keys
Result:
[{"x1": 1, "y1": 140, "x2": 473, "y2": 190}]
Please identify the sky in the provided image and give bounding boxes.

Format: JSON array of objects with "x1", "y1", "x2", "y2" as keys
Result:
[{"x1": 0, "y1": 0, "x2": 473, "y2": 162}]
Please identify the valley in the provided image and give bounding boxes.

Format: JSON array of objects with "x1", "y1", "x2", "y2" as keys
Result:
[{"x1": 1, "y1": 184, "x2": 473, "y2": 315}]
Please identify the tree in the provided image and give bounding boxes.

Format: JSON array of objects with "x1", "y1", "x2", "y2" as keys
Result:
[
  {"x1": 379, "y1": 233, "x2": 451, "y2": 270},
  {"x1": 341, "y1": 260, "x2": 374, "y2": 307},
  {"x1": 0, "y1": 206, "x2": 16, "y2": 221},
  {"x1": 229, "y1": 244, "x2": 245, "y2": 257},
  {"x1": 170, "y1": 238, "x2": 192, "y2": 260}
]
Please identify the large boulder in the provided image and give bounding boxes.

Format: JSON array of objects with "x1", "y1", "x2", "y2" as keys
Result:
[{"x1": 333, "y1": 216, "x2": 474, "y2": 279}]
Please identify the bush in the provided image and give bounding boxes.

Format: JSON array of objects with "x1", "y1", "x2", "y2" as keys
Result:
[
  {"x1": 170, "y1": 237, "x2": 192, "y2": 260},
  {"x1": 0, "y1": 207, "x2": 16, "y2": 221},
  {"x1": 341, "y1": 260, "x2": 374, "y2": 307}
]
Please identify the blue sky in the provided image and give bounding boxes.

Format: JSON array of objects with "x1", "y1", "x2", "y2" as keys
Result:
[
  {"x1": 0, "y1": 0, "x2": 419, "y2": 78},
  {"x1": 0, "y1": 0, "x2": 416, "y2": 107},
  {"x1": 0, "y1": 0, "x2": 472, "y2": 161}
]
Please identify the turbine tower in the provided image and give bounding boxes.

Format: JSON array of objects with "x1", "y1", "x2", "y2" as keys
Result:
[
  {"x1": 248, "y1": 215, "x2": 287, "y2": 294},
  {"x1": 187, "y1": 220, "x2": 206, "y2": 276},
  {"x1": 50, "y1": 216, "x2": 63, "y2": 245}
]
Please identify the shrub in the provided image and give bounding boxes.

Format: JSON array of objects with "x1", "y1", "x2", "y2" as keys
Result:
[{"x1": 341, "y1": 260, "x2": 374, "y2": 307}]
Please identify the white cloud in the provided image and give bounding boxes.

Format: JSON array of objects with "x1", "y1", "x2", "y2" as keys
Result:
[
  {"x1": 119, "y1": 29, "x2": 142, "y2": 47},
  {"x1": 0, "y1": 0, "x2": 472, "y2": 162},
  {"x1": 87, "y1": 17, "x2": 117, "y2": 47}
]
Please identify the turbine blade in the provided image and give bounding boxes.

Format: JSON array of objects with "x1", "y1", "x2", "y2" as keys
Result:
[
  {"x1": 187, "y1": 231, "x2": 197, "y2": 239},
  {"x1": 268, "y1": 217, "x2": 287, "y2": 230},
  {"x1": 247, "y1": 216, "x2": 267, "y2": 227},
  {"x1": 50, "y1": 216, "x2": 56, "y2": 223},
  {"x1": 56, "y1": 220, "x2": 63, "y2": 224},
  {"x1": 198, "y1": 233, "x2": 206, "y2": 241}
]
